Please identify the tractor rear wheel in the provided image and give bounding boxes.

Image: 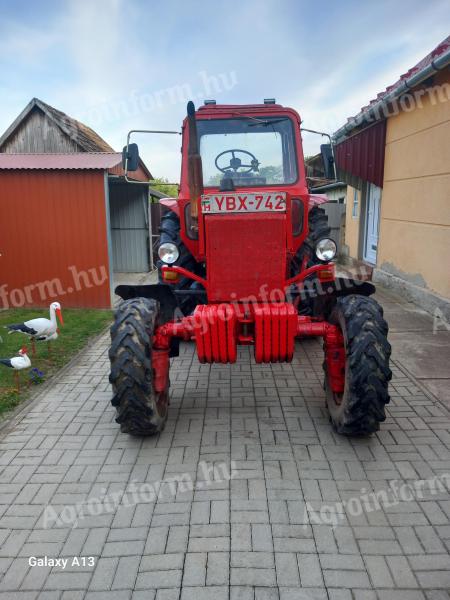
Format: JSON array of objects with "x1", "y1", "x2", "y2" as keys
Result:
[
  {"x1": 109, "y1": 298, "x2": 168, "y2": 436},
  {"x1": 325, "y1": 295, "x2": 392, "y2": 435}
]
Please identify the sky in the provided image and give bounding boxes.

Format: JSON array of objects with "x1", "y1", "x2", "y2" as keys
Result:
[{"x1": 0, "y1": 0, "x2": 448, "y2": 180}]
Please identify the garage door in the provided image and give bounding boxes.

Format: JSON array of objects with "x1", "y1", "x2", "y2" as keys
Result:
[{"x1": 109, "y1": 183, "x2": 150, "y2": 272}]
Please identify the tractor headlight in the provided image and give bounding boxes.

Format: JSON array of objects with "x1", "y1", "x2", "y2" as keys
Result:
[
  {"x1": 315, "y1": 238, "x2": 337, "y2": 262},
  {"x1": 158, "y1": 242, "x2": 179, "y2": 264}
]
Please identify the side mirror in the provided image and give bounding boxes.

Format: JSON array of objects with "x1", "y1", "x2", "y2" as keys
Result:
[
  {"x1": 122, "y1": 143, "x2": 140, "y2": 172},
  {"x1": 320, "y1": 144, "x2": 336, "y2": 180}
]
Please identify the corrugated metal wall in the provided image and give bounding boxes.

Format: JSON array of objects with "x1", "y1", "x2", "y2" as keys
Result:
[
  {"x1": 322, "y1": 202, "x2": 346, "y2": 252},
  {"x1": 109, "y1": 182, "x2": 150, "y2": 272},
  {"x1": 335, "y1": 120, "x2": 387, "y2": 188},
  {"x1": 0, "y1": 170, "x2": 111, "y2": 308}
]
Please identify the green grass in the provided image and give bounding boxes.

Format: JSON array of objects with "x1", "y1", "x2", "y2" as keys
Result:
[{"x1": 0, "y1": 308, "x2": 112, "y2": 417}]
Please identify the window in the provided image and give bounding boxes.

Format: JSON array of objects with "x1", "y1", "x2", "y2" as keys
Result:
[
  {"x1": 197, "y1": 117, "x2": 298, "y2": 188},
  {"x1": 352, "y1": 189, "x2": 359, "y2": 218}
]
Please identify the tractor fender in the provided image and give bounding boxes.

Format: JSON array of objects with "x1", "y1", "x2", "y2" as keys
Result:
[
  {"x1": 290, "y1": 277, "x2": 376, "y2": 301},
  {"x1": 160, "y1": 198, "x2": 179, "y2": 215},
  {"x1": 322, "y1": 277, "x2": 376, "y2": 298},
  {"x1": 307, "y1": 193, "x2": 328, "y2": 209},
  {"x1": 114, "y1": 283, "x2": 181, "y2": 357},
  {"x1": 115, "y1": 283, "x2": 180, "y2": 323}
]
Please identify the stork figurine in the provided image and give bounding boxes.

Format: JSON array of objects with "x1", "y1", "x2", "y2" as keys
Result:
[
  {"x1": 6, "y1": 302, "x2": 64, "y2": 356},
  {"x1": 36, "y1": 329, "x2": 59, "y2": 356},
  {"x1": 0, "y1": 347, "x2": 31, "y2": 391}
]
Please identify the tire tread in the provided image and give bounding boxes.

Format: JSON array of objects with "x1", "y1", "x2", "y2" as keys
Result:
[
  {"x1": 327, "y1": 295, "x2": 392, "y2": 435},
  {"x1": 109, "y1": 298, "x2": 167, "y2": 436}
]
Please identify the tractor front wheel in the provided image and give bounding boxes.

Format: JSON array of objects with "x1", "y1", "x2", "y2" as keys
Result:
[
  {"x1": 325, "y1": 295, "x2": 392, "y2": 435},
  {"x1": 109, "y1": 298, "x2": 168, "y2": 436}
]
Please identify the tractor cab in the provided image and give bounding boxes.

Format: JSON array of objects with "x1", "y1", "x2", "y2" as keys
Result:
[
  {"x1": 165, "y1": 101, "x2": 322, "y2": 303},
  {"x1": 179, "y1": 101, "x2": 308, "y2": 205}
]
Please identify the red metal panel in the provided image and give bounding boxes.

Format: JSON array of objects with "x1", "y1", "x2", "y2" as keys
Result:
[
  {"x1": 205, "y1": 213, "x2": 287, "y2": 302},
  {"x1": 0, "y1": 170, "x2": 111, "y2": 308},
  {"x1": 254, "y1": 303, "x2": 297, "y2": 363},
  {"x1": 335, "y1": 120, "x2": 386, "y2": 188},
  {"x1": 193, "y1": 304, "x2": 237, "y2": 363}
]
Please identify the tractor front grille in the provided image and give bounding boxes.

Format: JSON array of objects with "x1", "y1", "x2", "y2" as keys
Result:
[{"x1": 205, "y1": 213, "x2": 287, "y2": 302}]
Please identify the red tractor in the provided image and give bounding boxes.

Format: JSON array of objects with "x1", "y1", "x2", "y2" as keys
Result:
[{"x1": 109, "y1": 100, "x2": 391, "y2": 436}]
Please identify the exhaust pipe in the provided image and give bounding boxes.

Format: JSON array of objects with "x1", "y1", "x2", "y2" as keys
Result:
[{"x1": 187, "y1": 101, "x2": 203, "y2": 220}]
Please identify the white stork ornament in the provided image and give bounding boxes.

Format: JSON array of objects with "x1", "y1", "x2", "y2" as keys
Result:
[
  {"x1": 6, "y1": 302, "x2": 64, "y2": 356},
  {"x1": 0, "y1": 347, "x2": 31, "y2": 390},
  {"x1": 36, "y1": 329, "x2": 59, "y2": 356}
]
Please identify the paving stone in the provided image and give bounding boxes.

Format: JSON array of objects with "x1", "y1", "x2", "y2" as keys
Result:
[
  {"x1": 206, "y1": 551, "x2": 229, "y2": 585},
  {"x1": 112, "y1": 556, "x2": 140, "y2": 590},
  {"x1": 135, "y1": 569, "x2": 182, "y2": 589},
  {"x1": 230, "y1": 587, "x2": 255, "y2": 600},
  {"x1": 44, "y1": 572, "x2": 92, "y2": 591},
  {"x1": 231, "y1": 552, "x2": 274, "y2": 569},
  {"x1": 252, "y1": 524, "x2": 273, "y2": 551},
  {"x1": 89, "y1": 557, "x2": 118, "y2": 590},
  {"x1": 188, "y1": 536, "x2": 229, "y2": 552},
  {"x1": 85, "y1": 593, "x2": 132, "y2": 600},
  {"x1": 139, "y1": 553, "x2": 184, "y2": 572},
  {"x1": 183, "y1": 553, "x2": 206, "y2": 586},
  {"x1": 231, "y1": 567, "x2": 277, "y2": 586},
  {"x1": 275, "y1": 552, "x2": 300, "y2": 586},
  {"x1": 363, "y1": 555, "x2": 395, "y2": 588},
  {"x1": 387, "y1": 555, "x2": 418, "y2": 588},
  {"x1": 181, "y1": 588, "x2": 228, "y2": 600},
  {"x1": 323, "y1": 569, "x2": 371, "y2": 588},
  {"x1": 297, "y1": 554, "x2": 324, "y2": 587}
]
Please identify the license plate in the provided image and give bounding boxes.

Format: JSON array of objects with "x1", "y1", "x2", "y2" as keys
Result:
[{"x1": 201, "y1": 192, "x2": 286, "y2": 213}]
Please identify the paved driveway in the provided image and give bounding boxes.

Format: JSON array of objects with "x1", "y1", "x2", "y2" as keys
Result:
[{"x1": 1, "y1": 287, "x2": 449, "y2": 600}]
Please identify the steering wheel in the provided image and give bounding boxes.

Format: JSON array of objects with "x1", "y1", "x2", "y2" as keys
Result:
[{"x1": 215, "y1": 149, "x2": 260, "y2": 174}]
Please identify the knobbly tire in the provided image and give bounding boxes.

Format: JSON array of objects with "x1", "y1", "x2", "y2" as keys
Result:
[
  {"x1": 109, "y1": 298, "x2": 168, "y2": 436},
  {"x1": 325, "y1": 295, "x2": 392, "y2": 435}
]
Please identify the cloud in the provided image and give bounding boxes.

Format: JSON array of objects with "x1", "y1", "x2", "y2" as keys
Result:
[
  {"x1": 0, "y1": 0, "x2": 448, "y2": 177},
  {"x1": 0, "y1": 25, "x2": 60, "y2": 68}
]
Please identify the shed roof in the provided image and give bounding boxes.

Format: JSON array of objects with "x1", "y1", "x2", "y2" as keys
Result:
[
  {"x1": 0, "y1": 152, "x2": 152, "y2": 182},
  {"x1": 0, "y1": 98, "x2": 114, "y2": 152},
  {"x1": 0, "y1": 152, "x2": 123, "y2": 170}
]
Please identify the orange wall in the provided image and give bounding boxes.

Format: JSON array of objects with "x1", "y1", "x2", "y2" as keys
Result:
[
  {"x1": 0, "y1": 170, "x2": 111, "y2": 308},
  {"x1": 379, "y1": 70, "x2": 450, "y2": 298},
  {"x1": 344, "y1": 185, "x2": 360, "y2": 257}
]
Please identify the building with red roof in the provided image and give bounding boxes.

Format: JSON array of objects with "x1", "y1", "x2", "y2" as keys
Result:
[{"x1": 333, "y1": 36, "x2": 450, "y2": 316}]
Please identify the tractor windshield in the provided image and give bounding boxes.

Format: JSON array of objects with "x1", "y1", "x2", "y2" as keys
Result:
[{"x1": 197, "y1": 117, "x2": 298, "y2": 187}]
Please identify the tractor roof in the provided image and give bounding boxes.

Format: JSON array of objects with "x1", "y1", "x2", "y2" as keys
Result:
[{"x1": 195, "y1": 102, "x2": 301, "y2": 122}]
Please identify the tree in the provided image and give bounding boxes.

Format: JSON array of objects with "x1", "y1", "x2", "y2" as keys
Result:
[{"x1": 149, "y1": 177, "x2": 179, "y2": 198}]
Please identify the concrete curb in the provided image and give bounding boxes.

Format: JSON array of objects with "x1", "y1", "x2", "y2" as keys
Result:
[{"x1": 373, "y1": 268, "x2": 450, "y2": 321}]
